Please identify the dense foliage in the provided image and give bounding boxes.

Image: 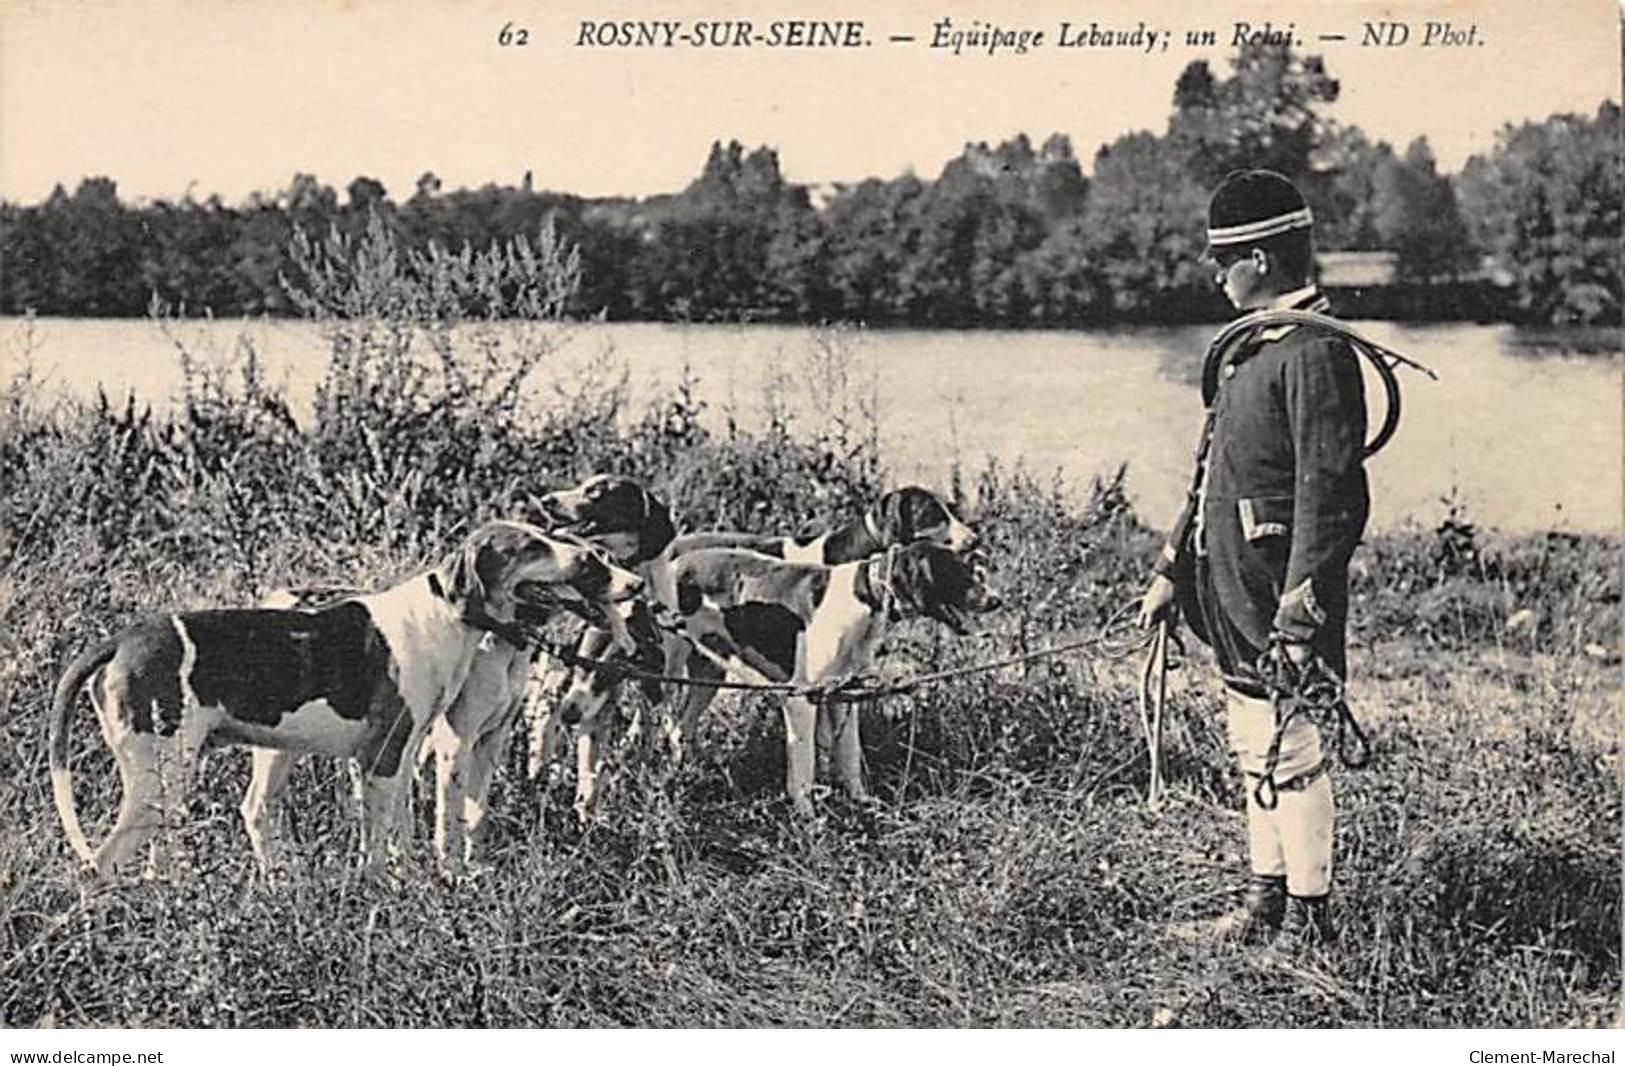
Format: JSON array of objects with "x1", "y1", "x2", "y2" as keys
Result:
[
  {"x1": 1456, "y1": 105, "x2": 1625, "y2": 325},
  {"x1": 2, "y1": 46, "x2": 1618, "y2": 326}
]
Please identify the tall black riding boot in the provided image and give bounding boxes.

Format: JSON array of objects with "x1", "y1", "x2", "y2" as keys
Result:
[
  {"x1": 1240, "y1": 874, "x2": 1287, "y2": 943},
  {"x1": 1281, "y1": 892, "x2": 1337, "y2": 947}
]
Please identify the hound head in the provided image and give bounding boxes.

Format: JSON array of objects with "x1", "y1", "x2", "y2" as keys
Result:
[
  {"x1": 531, "y1": 474, "x2": 677, "y2": 565},
  {"x1": 557, "y1": 601, "x2": 666, "y2": 727},
  {"x1": 439, "y1": 521, "x2": 643, "y2": 647},
  {"x1": 869, "y1": 486, "x2": 978, "y2": 554},
  {"x1": 541, "y1": 534, "x2": 651, "y2": 656},
  {"x1": 886, "y1": 542, "x2": 1000, "y2": 635}
]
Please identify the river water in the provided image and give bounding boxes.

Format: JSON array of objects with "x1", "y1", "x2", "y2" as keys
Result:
[{"x1": 3, "y1": 316, "x2": 1618, "y2": 535}]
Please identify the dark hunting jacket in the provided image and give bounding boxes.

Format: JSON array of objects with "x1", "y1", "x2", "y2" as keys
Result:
[{"x1": 1155, "y1": 288, "x2": 1370, "y2": 693}]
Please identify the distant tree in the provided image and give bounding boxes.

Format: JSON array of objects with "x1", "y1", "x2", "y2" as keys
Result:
[
  {"x1": 1167, "y1": 44, "x2": 1341, "y2": 188},
  {"x1": 892, "y1": 183, "x2": 982, "y2": 324},
  {"x1": 1311, "y1": 125, "x2": 1395, "y2": 250},
  {"x1": 765, "y1": 210, "x2": 838, "y2": 321},
  {"x1": 1013, "y1": 220, "x2": 1109, "y2": 324},
  {"x1": 968, "y1": 197, "x2": 1048, "y2": 323},
  {"x1": 141, "y1": 196, "x2": 243, "y2": 313},
  {"x1": 1080, "y1": 132, "x2": 1212, "y2": 318},
  {"x1": 282, "y1": 172, "x2": 338, "y2": 217},
  {"x1": 625, "y1": 141, "x2": 818, "y2": 320},
  {"x1": 1369, "y1": 138, "x2": 1477, "y2": 282},
  {"x1": 629, "y1": 212, "x2": 779, "y2": 320},
  {"x1": 347, "y1": 176, "x2": 388, "y2": 211},
  {"x1": 42, "y1": 177, "x2": 149, "y2": 314},
  {"x1": 559, "y1": 213, "x2": 641, "y2": 319},
  {"x1": 0, "y1": 202, "x2": 57, "y2": 313},
  {"x1": 880, "y1": 135, "x2": 1074, "y2": 324},
  {"x1": 1456, "y1": 102, "x2": 1622, "y2": 323},
  {"x1": 413, "y1": 171, "x2": 443, "y2": 200},
  {"x1": 822, "y1": 175, "x2": 926, "y2": 322},
  {"x1": 1034, "y1": 134, "x2": 1090, "y2": 219},
  {"x1": 686, "y1": 140, "x2": 805, "y2": 211},
  {"x1": 232, "y1": 199, "x2": 296, "y2": 314}
]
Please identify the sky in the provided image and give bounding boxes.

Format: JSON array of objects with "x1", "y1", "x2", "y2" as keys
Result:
[{"x1": 0, "y1": 0, "x2": 1619, "y2": 206}]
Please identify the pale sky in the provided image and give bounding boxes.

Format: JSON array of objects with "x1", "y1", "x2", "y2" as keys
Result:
[{"x1": 0, "y1": 0, "x2": 1618, "y2": 205}]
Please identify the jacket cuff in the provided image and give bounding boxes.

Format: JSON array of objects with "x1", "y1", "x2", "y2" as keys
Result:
[
  {"x1": 1273, "y1": 577, "x2": 1326, "y2": 641},
  {"x1": 1153, "y1": 542, "x2": 1180, "y2": 579}
]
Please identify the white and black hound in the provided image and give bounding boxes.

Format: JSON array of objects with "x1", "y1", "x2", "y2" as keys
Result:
[
  {"x1": 272, "y1": 478, "x2": 672, "y2": 871},
  {"x1": 420, "y1": 520, "x2": 647, "y2": 873},
  {"x1": 521, "y1": 475, "x2": 679, "y2": 797},
  {"x1": 555, "y1": 485, "x2": 980, "y2": 819},
  {"x1": 661, "y1": 541, "x2": 997, "y2": 817},
  {"x1": 49, "y1": 521, "x2": 642, "y2": 876},
  {"x1": 667, "y1": 484, "x2": 978, "y2": 565}
]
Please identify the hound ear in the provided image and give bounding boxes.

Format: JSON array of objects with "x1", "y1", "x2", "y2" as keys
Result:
[
  {"x1": 878, "y1": 490, "x2": 905, "y2": 541},
  {"x1": 440, "y1": 536, "x2": 486, "y2": 608},
  {"x1": 441, "y1": 526, "x2": 514, "y2": 612},
  {"x1": 888, "y1": 543, "x2": 930, "y2": 609},
  {"x1": 635, "y1": 495, "x2": 678, "y2": 563}
]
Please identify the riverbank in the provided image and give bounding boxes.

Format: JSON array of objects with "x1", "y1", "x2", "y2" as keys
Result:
[{"x1": 4, "y1": 314, "x2": 1620, "y2": 536}]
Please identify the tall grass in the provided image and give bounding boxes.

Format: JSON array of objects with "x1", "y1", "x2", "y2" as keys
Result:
[{"x1": 0, "y1": 220, "x2": 1617, "y2": 1028}]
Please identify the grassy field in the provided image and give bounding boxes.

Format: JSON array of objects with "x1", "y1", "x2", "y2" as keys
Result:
[{"x1": 1, "y1": 224, "x2": 1617, "y2": 1028}]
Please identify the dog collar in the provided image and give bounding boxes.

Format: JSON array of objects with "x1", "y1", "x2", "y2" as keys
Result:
[
  {"x1": 856, "y1": 546, "x2": 901, "y2": 620},
  {"x1": 429, "y1": 570, "x2": 536, "y2": 649}
]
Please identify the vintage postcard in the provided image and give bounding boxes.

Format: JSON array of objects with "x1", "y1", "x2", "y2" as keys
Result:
[{"x1": 0, "y1": 0, "x2": 1618, "y2": 1047}]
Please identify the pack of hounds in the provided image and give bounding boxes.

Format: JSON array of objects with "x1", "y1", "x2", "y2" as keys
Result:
[{"x1": 49, "y1": 477, "x2": 994, "y2": 877}]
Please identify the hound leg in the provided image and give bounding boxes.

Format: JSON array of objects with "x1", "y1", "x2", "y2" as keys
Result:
[
  {"x1": 573, "y1": 702, "x2": 618, "y2": 822},
  {"x1": 783, "y1": 695, "x2": 818, "y2": 819},
  {"x1": 360, "y1": 770, "x2": 411, "y2": 868},
  {"x1": 152, "y1": 724, "x2": 210, "y2": 877},
  {"x1": 94, "y1": 730, "x2": 165, "y2": 877},
  {"x1": 526, "y1": 703, "x2": 571, "y2": 782},
  {"x1": 460, "y1": 729, "x2": 508, "y2": 867},
  {"x1": 830, "y1": 703, "x2": 868, "y2": 802},
  {"x1": 525, "y1": 660, "x2": 572, "y2": 780},
  {"x1": 815, "y1": 703, "x2": 836, "y2": 781},
  {"x1": 431, "y1": 645, "x2": 523, "y2": 872},
  {"x1": 656, "y1": 637, "x2": 693, "y2": 759},
  {"x1": 555, "y1": 648, "x2": 622, "y2": 821},
  {"x1": 353, "y1": 703, "x2": 425, "y2": 867},
  {"x1": 241, "y1": 747, "x2": 296, "y2": 871},
  {"x1": 431, "y1": 715, "x2": 470, "y2": 874},
  {"x1": 664, "y1": 648, "x2": 722, "y2": 763},
  {"x1": 461, "y1": 678, "x2": 528, "y2": 866}
]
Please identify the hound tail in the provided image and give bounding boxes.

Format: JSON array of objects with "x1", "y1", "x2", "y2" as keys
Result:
[{"x1": 49, "y1": 638, "x2": 119, "y2": 867}]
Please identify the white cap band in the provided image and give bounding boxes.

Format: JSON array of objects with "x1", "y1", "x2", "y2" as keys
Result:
[{"x1": 1207, "y1": 207, "x2": 1314, "y2": 247}]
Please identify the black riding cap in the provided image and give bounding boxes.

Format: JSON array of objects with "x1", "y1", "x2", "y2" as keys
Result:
[{"x1": 1205, "y1": 169, "x2": 1313, "y2": 252}]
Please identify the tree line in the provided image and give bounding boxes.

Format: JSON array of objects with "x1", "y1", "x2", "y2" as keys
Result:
[{"x1": 2, "y1": 45, "x2": 1618, "y2": 326}]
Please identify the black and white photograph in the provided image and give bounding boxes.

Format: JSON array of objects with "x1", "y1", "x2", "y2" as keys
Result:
[{"x1": 0, "y1": 0, "x2": 1619, "y2": 1044}]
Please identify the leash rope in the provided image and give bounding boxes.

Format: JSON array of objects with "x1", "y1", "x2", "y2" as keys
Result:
[
  {"x1": 530, "y1": 601, "x2": 1154, "y2": 705},
  {"x1": 1250, "y1": 650, "x2": 1373, "y2": 811},
  {"x1": 1136, "y1": 619, "x2": 1170, "y2": 808}
]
